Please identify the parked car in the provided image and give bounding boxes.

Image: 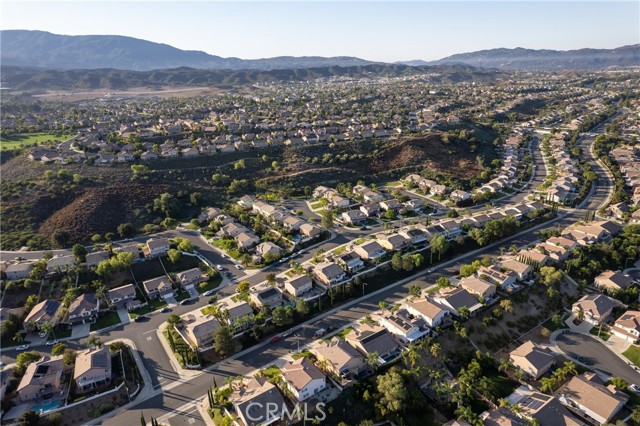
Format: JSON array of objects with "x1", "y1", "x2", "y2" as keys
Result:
[
  {"x1": 134, "y1": 315, "x2": 148, "y2": 322},
  {"x1": 270, "y1": 335, "x2": 281, "y2": 343},
  {"x1": 203, "y1": 290, "x2": 215, "y2": 296},
  {"x1": 45, "y1": 340, "x2": 59, "y2": 346},
  {"x1": 179, "y1": 299, "x2": 192, "y2": 306},
  {"x1": 216, "y1": 265, "x2": 224, "y2": 271},
  {"x1": 16, "y1": 345, "x2": 30, "y2": 351},
  {"x1": 160, "y1": 307, "x2": 172, "y2": 313},
  {"x1": 236, "y1": 265, "x2": 244, "y2": 270},
  {"x1": 282, "y1": 330, "x2": 292, "y2": 337},
  {"x1": 630, "y1": 384, "x2": 640, "y2": 394},
  {"x1": 313, "y1": 328, "x2": 327, "y2": 338},
  {"x1": 39, "y1": 332, "x2": 47, "y2": 338}
]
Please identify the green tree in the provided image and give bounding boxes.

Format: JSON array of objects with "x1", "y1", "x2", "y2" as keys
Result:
[
  {"x1": 17, "y1": 351, "x2": 42, "y2": 368},
  {"x1": 401, "y1": 254, "x2": 415, "y2": 272},
  {"x1": 436, "y1": 277, "x2": 451, "y2": 288},
  {"x1": 51, "y1": 229, "x2": 71, "y2": 248},
  {"x1": 391, "y1": 252, "x2": 403, "y2": 271},
  {"x1": 72, "y1": 244, "x2": 88, "y2": 262},
  {"x1": 167, "y1": 314, "x2": 182, "y2": 326},
  {"x1": 18, "y1": 411, "x2": 40, "y2": 426},
  {"x1": 117, "y1": 223, "x2": 135, "y2": 238},
  {"x1": 376, "y1": 367, "x2": 407, "y2": 415},
  {"x1": 234, "y1": 159, "x2": 246, "y2": 170},
  {"x1": 430, "y1": 235, "x2": 449, "y2": 262},
  {"x1": 321, "y1": 209, "x2": 334, "y2": 230},
  {"x1": 409, "y1": 284, "x2": 422, "y2": 298},
  {"x1": 175, "y1": 238, "x2": 194, "y2": 252},
  {"x1": 87, "y1": 335, "x2": 102, "y2": 348},
  {"x1": 499, "y1": 299, "x2": 513, "y2": 313},
  {"x1": 236, "y1": 281, "x2": 250, "y2": 293},
  {"x1": 610, "y1": 376, "x2": 628, "y2": 390},
  {"x1": 167, "y1": 249, "x2": 182, "y2": 264},
  {"x1": 214, "y1": 326, "x2": 234, "y2": 356},
  {"x1": 51, "y1": 343, "x2": 67, "y2": 356},
  {"x1": 272, "y1": 306, "x2": 294, "y2": 326},
  {"x1": 295, "y1": 298, "x2": 310, "y2": 316}
]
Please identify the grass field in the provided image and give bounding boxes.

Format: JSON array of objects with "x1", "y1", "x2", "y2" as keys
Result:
[
  {"x1": 90, "y1": 311, "x2": 121, "y2": 331},
  {"x1": 0, "y1": 132, "x2": 75, "y2": 149},
  {"x1": 623, "y1": 345, "x2": 640, "y2": 367}
]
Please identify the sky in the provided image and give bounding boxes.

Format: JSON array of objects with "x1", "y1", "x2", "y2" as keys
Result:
[{"x1": 1, "y1": 1, "x2": 638, "y2": 62}]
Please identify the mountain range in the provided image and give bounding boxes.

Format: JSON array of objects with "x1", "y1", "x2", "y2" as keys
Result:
[{"x1": 2, "y1": 30, "x2": 639, "y2": 72}]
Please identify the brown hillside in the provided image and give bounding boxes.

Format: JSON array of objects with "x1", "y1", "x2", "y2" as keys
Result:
[{"x1": 38, "y1": 184, "x2": 169, "y2": 242}]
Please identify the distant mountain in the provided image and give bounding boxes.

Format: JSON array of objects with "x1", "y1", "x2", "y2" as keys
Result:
[
  {"x1": 394, "y1": 60, "x2": 430, "y2": 67},
  {"x1": 0, "y1": 64, "x2": 502, "y2": 92},
  {"x1": 429, "y1": 45, "x2": 640, "y2": 70},
  {"x1": 0, "y1": 30, "x2": 377, "y2": 71}
]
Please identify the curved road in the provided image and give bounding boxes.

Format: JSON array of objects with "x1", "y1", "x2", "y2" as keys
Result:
[{"x1": 556, "y1": 332, "x2": 640, "y2": 385}]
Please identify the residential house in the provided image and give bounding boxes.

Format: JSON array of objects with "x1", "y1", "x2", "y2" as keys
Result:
[
  {"x1": 594, "y1": 270, "x2": 634, "y2": 292},
  {"x1": 5, "y1": 262, "x2": 33, "y2": 281},
  {"x1": 559, "y1": 373, "x2": 628, "y2": 425},
  {"x1": 518, "y1": 249, "x2": 549, "y2": 266},
  {"x1": 345, "y1": 323, "x2": 399, "y2": 364},
  {"x1": 250, "y1": 288, "x2": 283, "y2": 309},
  {"x1": 66, "y1": 293, "x2": 99, "y2": 325},
  {"x1": 300, "y1": 223, "x2": 322, "y2": 239},
  {"x1": 285, "y1": 275, "x2": 313, "y2": 297},
  {"x1": 183, "y1": 314, "x2": 222, "y2": 348},
  {"x1": 510, "y1": 341, "x2": 555, "y2": 379},
  {"x1": 572, "y1": 294, "x2": 615, "y2": 325},
  {"x1": 143, "y1": 276, "x2": 174, "y2": 300},
  {"x1": 218, "y1": 297, "x2": 255, "y2": 331},
  {"x1": 378, "y1": 312, "x2": 429, "y2": 344},
  {"x1": 458, "y1": 276, "x2": 497, "y2": 300},
  {"x1": 380, "y1": 199, "x2": 402, "y2": 212},
  {"x1": 220, "y1": 222, "x2": 249, "y2": 238},
  {"x1": 477, "y1": 265, "x2": 518, "y2": 290},
  {"x1": 282, "y1": 215, "x2": 305, "y2": 231},
  {"x1": 176, "y1": 268, "x2": 208, "y2": 290},
  {"x1": 340, "y1": 210, "x2": 366, "y2": 225},
  {"x1": 516, "y1": 390, "x2": 587, "y2": 426},
  {"x1": 115, "y1": 243, "x2": 141, "y2": 260},
  {"x1": 85, "y1": 250, "x2": 110, "y2": 267},
  {"x1": 360, "y1": 204, "x2": 380, "y2": 217},
  {"x1": 376, "y1": 233, "x2": 409, "y2": 251},
  {"x1": 363, "y1": 190, "x2": 384, "y2": 204},
  {"x1": 611, "y1": 310, "x2": 640, "y2": 342},
  {"x1": 74, "y1": 346, "x2": 112, "y2": 393},
  {"x1": 404, "y1": 299, "x2": 450, "y2": 328},
  {"x1": 431, "y1": 288, "x2": 483, "y2": 317},
  {"x1": 24, "y1": 300, "x2": 61, "y2": 329},
  {"x1": 198, "y1": 207, "x2": 221, "y2": 223},
  {"x1": 146, "y1": 238, "x2": 170, "y2": 257},
  {"x1": 500, "y1": 258, "x2": 533, "y2": 281},
  {"x1": 313, "y1": 262, "x2": 347, "y2": 286},
  {"x1": 313, "y1": 337, "x2": 367, "y2": 380},
  {"x1": 354, "y1": 241, "x2": 386, "y2": 260},
  {"x1": 107, "y1": 284, "x2": 136, "y2": 307},
  {"x1": 281, "y1": 357, "x2": 326, "y2": 402},
  {"x1": 235, "y1": 232, "x2": 260, "y2": 250},
  {"x1": 450, "y1": 190, "x2": 471, "y2": 203},
  {"x1": 255, "y1": 242, "x2": 283, "y2": 260},
  {"x1": 336, "y1": 252, "x2": 365, "y2": 273},
  {"x1": 230, "y1": 376, "x2": 287, "y2": 426},
  {"x1": 17, "y1": 356, "x2": 65, "y2": 402},
  {"x1": 47, "y1": 255, "x2": 76, "y2": 273},
  {"x1": 399, "y1": 228, "x2": 428, "y2": 245}
]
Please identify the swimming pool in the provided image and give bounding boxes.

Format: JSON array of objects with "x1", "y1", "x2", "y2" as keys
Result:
[{"x1": 32, "y1": 400, "x2": 61, "y2": 413}]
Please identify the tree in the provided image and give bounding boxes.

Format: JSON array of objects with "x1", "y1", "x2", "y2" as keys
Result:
[
  {"x1": 266, "y1": 272, "x2": 277, "y2": 286},
  {"x1": 401, "y1": 254, "x2": 415, "y2": 272},
  {"x1": 236, "y1": 281, "x2": 250, "y2": 293},
  {"x1": 321, "y1": 209, "x2": 334, "y2": 230},
  {"x1": 409, "y1": 284, "x2": 421, "y2": 298},
  {"x1": 214, "y1": 326, "x2": 234, "y2": 356},
  {"x1": 366, "y1": 351, "x2": 381, "y2": 371},
  {"x1": 167, "y1": 314, "x2": 182, "y2": 326},
  {"x1": 167, "y1": 249, "x2": 182, "y2": 264},
  {"x1": 117, "y1": 223, "x2": 134, "y2": 238},
  {"x1": 272, "y1": 306, "x2": 294, "y2": 326},
  {"x1": 295, "y1": 298, "x2": 310, "y2": 316},
  {"x1": 610, "y1": 376, "x2": 628, "y2": 390},
  {"x1": 539, "y1": 266, "x2": 563, "y2": 287},
  {"x1": 499, "y1": 299, "x2": 513, "y2": 313},
  {"x1": 51, "y1": 343, "x2": 67, "y2": 356},
  {"x1": 72, "y1": 244, "x2": 87, "y2": 262},
  {"x1": 376, "y1": 367, "x2": 407, "y2": 415},
  {"x1": 632, "y1": 405, "x2": 640, "y2": 424},
  {"x1": 234, "y1": 159, "x2": 245, "y2": 170},
  {"x1": 17, "y1": 351, "x2": 42, "y2": 367},
  {"x1": 40, "y1": 321, "x2": 55, "y2": 339},
  {"x1": 436, "y1": 277, "x2": 451, "y2": 288},
  {"x1": 430, "y1": 234, "x2": 449, "y2": 262},
  {"x1": 87, "y1": 335, "x2": 102, "y2": 348},
  {"x1": 154, "y1": 192, "x2": 180, "y2": 217},
  {"x1": 391, "y1": 252, "x2": 403, "y2": 271},
  {"x1": 18, "y1": 411, "x2": 40, "y2": 426},
  {"x1": 175, "y1": 238, "x2": 194, "y2": 252},
  {"x1": 51, "y1": 229, "x2": 71, "y2": 248},
  {"x1": 384, "y1": 209, "x2": 397, "y2": 220}
]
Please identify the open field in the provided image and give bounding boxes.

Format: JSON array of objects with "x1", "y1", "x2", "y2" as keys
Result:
[
  {"x1": 0, "y1": 132, "x2": 75, "y2": 149},
  {"x1": 30, "y1": 86, "x2": 226, "y2": 102}
]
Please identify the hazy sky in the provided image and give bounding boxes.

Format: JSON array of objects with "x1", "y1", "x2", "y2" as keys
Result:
[{"x1": 2, "y1": 1, "x2": 638, "y2": 62}]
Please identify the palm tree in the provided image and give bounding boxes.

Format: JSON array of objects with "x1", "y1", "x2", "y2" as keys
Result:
[
  {"x1": 498, "y1": 358, "x2": 512, "y2": 373},
  {"x1": 563, "y1": 360, "x2": 578, "y2": 376},
  {"x1": 366, "y1": 351, "x2": 381, "y2": 371},
  {"x1": 540, "y1": 377, "x2": 556, "y2": 393},
  {"x1": 40, "y1": 321, "x2": 55, "y2": 340},
  {"x1": 430, "y1": 342, "x2": 442, "y2": 359},
  {"x1": 403, "y1": 344, "x2": 421, "y2": 369}
]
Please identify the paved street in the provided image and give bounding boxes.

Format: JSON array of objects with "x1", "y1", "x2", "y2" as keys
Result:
[{"x1": 556, "y1": 332, "x2": 640, "y2": 385}]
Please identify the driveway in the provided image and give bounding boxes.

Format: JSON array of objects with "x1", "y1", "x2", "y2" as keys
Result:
[
  {"x1": 556, "y1": 332, "x2": 640, "y2": 385},
  {"x1": 71, "y1": 323, "x2": 90, "y2": 339},
  {"x1": 117, "y1": 307, "x2": 130, "y2": 325}
]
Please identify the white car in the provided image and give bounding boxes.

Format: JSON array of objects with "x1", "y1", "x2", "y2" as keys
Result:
[
  {"x1": 39, "y1": 332, "x2": 47, "y2": 338},
  {"x1": 16, "y1": 345, "x2": 30, "y2": 351},
  {"x1": 203, "y1": 290, "x2": 215, "y2": 296},
  {"x1": 216, "y1": 265, "x2": 224, "y2": 271},
  {"x1": 630, "y1": 384, "x2": 640, "y2": 394},
  {"x1": 45, "y1": 340, "x2": 59, "y2": 346}
]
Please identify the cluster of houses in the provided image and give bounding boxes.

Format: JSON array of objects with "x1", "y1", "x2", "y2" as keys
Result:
[
  {"x1": 536, "y1": 132, "x2": 580, "y2": 204},
  {"x1": 15, "y1": 345, "x2": 114, "y2": 407},
  {"x1": 476, "y1": 133, "x2": 524, "y2": 196},
  {"x1": 607, "y1": 144, "x2": 640, "y2": 220}
]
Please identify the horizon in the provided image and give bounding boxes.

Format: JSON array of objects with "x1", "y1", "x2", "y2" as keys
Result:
[{"x1": 1, "y1": 1, "x2": 638, "y2": 62}]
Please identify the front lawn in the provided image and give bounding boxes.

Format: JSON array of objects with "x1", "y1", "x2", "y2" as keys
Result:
[
  {"x1": 196, "y1": 275, "x2": 223, "y2": 294},
  {"x1": 589, "y1": 326, "x2": 611, "y2": 341},
  {"x1": 176, "y1": 291, "x2": 190, "y2": 302},
  {"x1": 212, "y1": 239, "x2": 242, "y2": 260},
  {"x1": 623, "y1": 345, "x2": 640, "y2": 367},
  {"x1": 129, "y1": 299, "x2": 168, "y2": 318},
  {"x1": 90, "y1": 311, "x2": 122, "y2": 331},
  {"x1": 332, "y1": 246, "x2": 347, "y2": 256}
]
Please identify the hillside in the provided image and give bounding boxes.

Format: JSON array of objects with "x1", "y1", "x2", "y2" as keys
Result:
[
  {"x1": 0, "y1": 63, "x2": 502, "y2": 92},
  {"x1": 430, "y1": 45, "x2": 640, "y2": 70},
  {"x1": 0, "y1": 30, "x2": 376, "y2": 71}
]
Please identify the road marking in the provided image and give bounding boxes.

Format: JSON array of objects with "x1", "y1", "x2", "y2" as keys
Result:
[
  {"x1": 142, "y1": 330, "x2": 155, "y2": 335},
  {"x1": 147, "y1": 336, "x2": 153, "y2": 341}
]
